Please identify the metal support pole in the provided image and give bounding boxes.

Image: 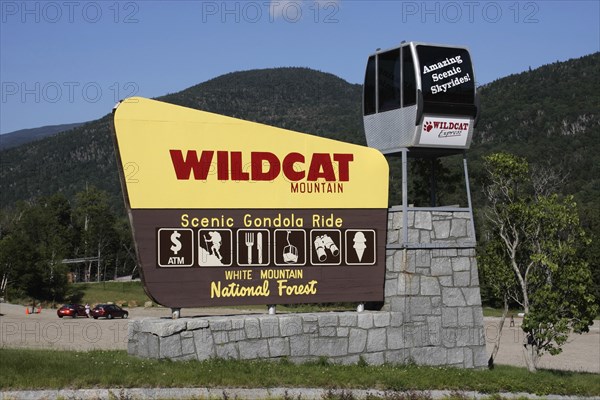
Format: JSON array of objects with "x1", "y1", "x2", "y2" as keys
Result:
[
  {"x1": 171, "y1": 308, "x2": 181, "y2": 319},
  {"x1": 463, "y1": 152, "x2": 476, "y2": 241},
  {"x1": 402, "y1": 149, "x2": 408, "y2": 247},
  {"x1": 268, "y1": 305, "x2": 276, "y2": 315}
]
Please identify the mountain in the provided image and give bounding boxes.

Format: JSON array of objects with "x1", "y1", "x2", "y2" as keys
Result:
[
  {"x1": 0, "y1": 122, "x2": 85, "y2": 150},
  {"x1": 160, "y1": 68, "x2": 364, "y2": 144},
  {"x1": 0, "y1": 57, "x2": 598, "y2": 217},
  {"x1": 0, "y1": 117, "x2": 117, "y2": 209},
  {"x1": 469, "y1": 53, "x2": 600, "y2": 211}
]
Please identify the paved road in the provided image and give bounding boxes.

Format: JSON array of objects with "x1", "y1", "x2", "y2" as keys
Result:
[{"x1": 1, "y1": 303, "x2": 598, "y2": 373}]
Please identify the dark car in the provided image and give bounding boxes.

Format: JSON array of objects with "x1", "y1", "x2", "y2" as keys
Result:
[
  {"x1": 91, "y1": 304, "x2": 128, "y2": 319},
  {"x1": 57, "y1": 304, "x2": 87, "y2": 318}
]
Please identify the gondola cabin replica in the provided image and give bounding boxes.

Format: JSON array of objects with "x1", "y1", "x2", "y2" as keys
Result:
[
  {"x1": 363, "y1": 42, "x2": 479, "y2": 156},
  {"x1": 363, "y1": 42, "x2": 479, "y2": 247}
]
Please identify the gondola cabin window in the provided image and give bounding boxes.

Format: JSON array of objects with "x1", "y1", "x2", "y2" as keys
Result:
[
  {"x1": 377, "y1": 49, "x2": 400, "y2": 112},
  {"x1": 364, "y1": 56, "x2": 376, "y2": 115},
  {"x1": 402, "y1": 46, "x2": 417, "y2": 107},
  {"x1": 362, "y1": 45, "x2": 417, "y2": 115}
]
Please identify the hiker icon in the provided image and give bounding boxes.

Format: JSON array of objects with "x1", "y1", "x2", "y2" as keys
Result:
[
  {"x1": 198, "y1": 229, "x2": 232, "y2": 266},
  {"x1": 204, "y1": 231, "x2": 222, "y2": 260}
]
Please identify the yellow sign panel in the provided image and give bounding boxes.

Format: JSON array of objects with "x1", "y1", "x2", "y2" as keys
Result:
[{"x1": 113, "y1": 97, "x2": 388, "y2": 209}]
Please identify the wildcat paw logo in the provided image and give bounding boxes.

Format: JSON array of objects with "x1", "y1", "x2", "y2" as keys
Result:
[{"x1": 419, "y1": 116, "x2": 471, "y2": 147}]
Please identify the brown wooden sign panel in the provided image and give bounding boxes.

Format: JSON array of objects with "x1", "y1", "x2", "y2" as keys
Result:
[{"x1": 132, "y1": 209, "x2": 386, "y2": 307}]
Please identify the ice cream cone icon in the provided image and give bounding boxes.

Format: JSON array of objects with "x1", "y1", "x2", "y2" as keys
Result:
[{"x1": 353, "y1": 232, "x2": 367, "y2": 262}]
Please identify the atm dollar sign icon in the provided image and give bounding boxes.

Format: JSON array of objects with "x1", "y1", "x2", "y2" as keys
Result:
[{"x1": 170, "y1": 231, "x2": 182, "y2": 254}]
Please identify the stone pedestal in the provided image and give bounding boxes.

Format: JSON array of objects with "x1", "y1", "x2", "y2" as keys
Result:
[
  {"x1": 382, "y1": 208, "x2": 487, "y2": 367},
  {"x1": 128, "y1": 208, "x2": 488, "y2": 368}
]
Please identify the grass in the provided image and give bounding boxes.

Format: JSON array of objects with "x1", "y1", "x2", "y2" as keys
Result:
[
  {"x1": 481, "y1": 307, "x2": 523, "y2": 318},
  {"x1": 75, "y1": 281, "x2": 152, "y2": 307},
  {"x1": 0, "y1": 349, "x2": 598, "y2": 396}
]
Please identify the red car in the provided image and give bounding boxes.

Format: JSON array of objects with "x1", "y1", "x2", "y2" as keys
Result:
[
  {"x1": 57, "y1": 304, "x2": 87, "y2": 318},
  {"x1": 91, "y1": 304, "x2": 128, "y2": 319}
]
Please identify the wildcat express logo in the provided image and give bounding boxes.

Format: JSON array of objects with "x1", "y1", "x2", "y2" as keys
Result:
[
  {"x1": 419, "y1": 115, "x2": 471, "y2": 147},
  {"x1": 112, "y1": 97, "x2": 389, "y2": 308}
]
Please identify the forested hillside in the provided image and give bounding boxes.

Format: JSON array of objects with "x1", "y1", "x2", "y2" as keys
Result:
[
  {"x1": 0, "y1": 55, "x2": 598, "y2": 235},
  {"x1": 0, "y1": 122, "x2": 84, "y2": 150},
  {"x1": 0, "y1": 118, "x2": 118, "y2": 208},
  {"x1": 161, "y1": 68, "x2": 364, "y2": 144},
  {"x1": 470, "y1": 53, "x2": 599, "y2": 211}
]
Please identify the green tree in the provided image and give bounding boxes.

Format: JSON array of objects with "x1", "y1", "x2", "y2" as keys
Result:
[
  {"x1": 410, "y1": 157, "x2": 463, "y2": 207},
  {"x1": 386, "y1": 156, "x2": 464, "y2": 208},
  {"x1": 113, "y1": 217, "x2": 137, "y2": 279},
  {"x1": 580, "y1": 209, "x2": 600, "y2": 307},
  {"x1": 0, "y1": 194, "x2": 74, "y2": 304},
  {"x1": 481, "y1": 152, "x2": 597, "y2": 372},
  {"x1": 478, "y1": 238, "x2": 519, "y2": 368},
  {"x1": 73, "y1": 186, "x2": 117, "y2": 282},
  {"x1": 0, "y1": 228, "x2": 28, "y2": 300}
]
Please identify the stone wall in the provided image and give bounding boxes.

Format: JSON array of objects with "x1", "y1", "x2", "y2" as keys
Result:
[{"x1": 128, "y1": 209, "x2": 488, "y2": 368}]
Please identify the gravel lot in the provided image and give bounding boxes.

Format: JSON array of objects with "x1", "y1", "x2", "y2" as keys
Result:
[{"x1": 1, "y1": 303, "x2": 598, "y2": 373}]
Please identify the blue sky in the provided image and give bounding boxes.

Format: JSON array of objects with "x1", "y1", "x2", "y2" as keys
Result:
[{"x1": 1, "y1": 0, "x2": 599, "y2": 134}]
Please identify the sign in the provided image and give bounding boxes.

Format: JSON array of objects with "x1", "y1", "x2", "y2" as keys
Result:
[
  {"x1": 112, "y1": 97, "x2": 389, "y2": 307},
  {"x1": 418, "y1": 115, "x2": 471, "y2": 147},
  {"x1": 414, "y1": 45, "x2": 475, "y2": 150},
  {"x1": 417, "y1": 45, "x2": 475, "y2": 105}
]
